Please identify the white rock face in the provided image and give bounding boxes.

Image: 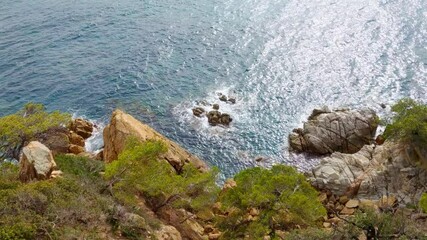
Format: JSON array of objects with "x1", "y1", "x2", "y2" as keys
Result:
[{"x1": 19, "y1": 141, "x2": 57, "y2": 182}]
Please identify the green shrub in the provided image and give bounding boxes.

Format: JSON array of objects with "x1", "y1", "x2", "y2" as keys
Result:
[
  {"x1": 104, "y1": 139, "x2": 220, "y2": 213},
  {"x1": 286, "y1": 227, "x2": 331, "y2": 240},
  {"x1": 419, "y1": 193, "x2": 427, "y2": 213},
  {"x1": 0, "y1": 155, "x2": 116, "y2": 239},
  {"x1": 0, "y1": 103, "x2": 71, "y2": 161},
  {"x1": 340, "y1": 209, "x2": 425, "y2": 239},
  {"x1": 384, "y1": 98, "x2": 427, "y2": 149},
  {"x1": 217, "y1": 165, "x2": 326, "y2": 239}
]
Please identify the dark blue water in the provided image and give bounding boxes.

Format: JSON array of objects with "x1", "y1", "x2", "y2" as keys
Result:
[{"x1": 1, "y1": 0, "x2": 426, "y2": 178}]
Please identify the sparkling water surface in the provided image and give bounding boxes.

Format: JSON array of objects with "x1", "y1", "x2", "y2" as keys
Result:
[{"x1": 1, "y1": 0, "x2": 426, "y2": 179}]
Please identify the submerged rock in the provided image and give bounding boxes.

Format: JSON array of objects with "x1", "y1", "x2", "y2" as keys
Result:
[
  {"x1": 192, "y1": 107, "x2": 205, "y2": 117},
  {"x1": 207, "y1": 111, "x2": 232, "y2": 126},
  {"x1": 103, "y1": 110, "x2": 208, "y2": 172},
  {"x1": 19, "y1": 141, "x2": 57, "y2": 182},
  {"x1": 289, "y1": 108, "x2": 378, "y2": 154}
]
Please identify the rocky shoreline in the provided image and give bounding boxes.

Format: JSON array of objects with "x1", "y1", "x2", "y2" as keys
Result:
[{"x1": 6, "y1": 103, "x2": 427, "y2": 239}]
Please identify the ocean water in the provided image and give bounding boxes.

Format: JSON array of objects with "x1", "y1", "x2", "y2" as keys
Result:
[{"x1": 1, "y1": 0, "x2": 426, "y2": 179}]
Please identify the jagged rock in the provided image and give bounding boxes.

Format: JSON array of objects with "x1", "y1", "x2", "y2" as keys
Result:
[
  {"x1": 154, "y1": 225, "x2": 182, "y2": 240},
  {"x1": 70, "y1": 118, "x2": 94, "y2": 139},
  {"x1": 310, "y1": 141, "x2": 427, "y2": 205},
  {"x1": 289, "y1": 108, "x2": 378, "y2": 154},
  {"x1": 192, "y1": 107, "x2": 205, "y2": 117},
  {"x1": 37, "y1": 128, "x2": 70, "y2": 155},
  {"x1": 103, "y1": 110, "x2": 208, "y2": 172},
  {"x1": 69, "y1": 131, "x2": 85, "y2": 147},
  {"x1": 19, "y1": 141, "x2": 57, "y2": 182},
  {"x1": 69, "y1": 144, "x2": 85, "y2": 154}
]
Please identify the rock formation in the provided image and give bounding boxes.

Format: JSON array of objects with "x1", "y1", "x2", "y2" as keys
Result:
[
  {"x1": 289, "y1": 107, "x2": 378, "y2": 154},
  {"x1": 19, "y1": 141, "x2": 57, "y2": 182},
  {"x1": 310, "y1": 141, "x2": 427, "y2": 205},
  {"x1": 70, "y1": 118, "x2": 94, "y2": 139},
  {"x1": 103, "y1": 109, "x2": 208, "y2": 172}
]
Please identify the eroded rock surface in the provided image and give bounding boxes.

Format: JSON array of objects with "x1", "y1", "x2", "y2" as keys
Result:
[
  {"x1": 289, "y1": 108, "x2": 378, "y2": 154},
  {"x1": 310, "y1": 141, "x2": 427, "y2": 204}
]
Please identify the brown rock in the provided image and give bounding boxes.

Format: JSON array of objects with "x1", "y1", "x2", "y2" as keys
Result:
[
  {"x1": 37, "y1": 128, "x2": 70, "y2": 155},
  {"x1": 335, "y1": 204, "x2": 344, "y2": 212},
  {"x1": 70, "y1": 118, "x2": 94, "y2": 139},
  {"x1": 192, "y1": 107, "x2": 205, "y2": 117},
  {"x1": 339, "y1": 195, "x2": 349, "y2": 204},
  {"x1": 340, "y1": 207, "x2": 355, "y2": 215},
  {"x1": 318, "y1": 193, "x2": 328, "y2": 203},
  {"x1": 69, "y1": 144, "x2": 85, "y2": 154},
  {"x1": 212, "y1": 104, "x2": 219, "y2": 110},
  {"x1": 103, "y1": 110, "x2": 208, "y2": 172},
  {"x1": 69, "y1": 131, "x2": 85, "y2": 147},
  {"x1": 19, "y1": 141, "x2": 57, "y2": 182},
  {"x1": 345, "y1": 199, "x2": 360, "y2": 208}
]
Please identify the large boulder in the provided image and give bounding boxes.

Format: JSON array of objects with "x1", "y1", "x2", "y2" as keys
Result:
[
  {"x1": 70, "y1": 118, "x2": 94, "y2": 139},
  {"x1": 289, "y1": 108, "x2": 378, "y2": 154},
  {"x1": 103, "y1": 110, "x2": 208, "y2": 172},
  {"x1": 19, "y1": 141, "x2": 57, "y2": 182},
  {"x1": 310, "y1": 141, "x2": 427, "y2": 204}
]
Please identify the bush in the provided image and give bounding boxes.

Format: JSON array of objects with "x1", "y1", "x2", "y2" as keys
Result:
[
  {"x1": 104, "y1": 139, "x2": 220, "y2": 214},
  {"x1": 339, "y1": 209, "x2": 425, "y2": 239},
  {"x1": 419, "y1": 193, "x2": 427, "y2": 213},
  {"x1": 0, "y1": 155, "x2": 116, "y2": 239},
  {"x1": 384, "y1": 98, "x2": 427, "y2": 149},
  {"x1": 216, "y1": 165, "x2": 326, "y2": 239},
  {"x1": 0, "y1": 103, "x2": 70, "y2": 161}
]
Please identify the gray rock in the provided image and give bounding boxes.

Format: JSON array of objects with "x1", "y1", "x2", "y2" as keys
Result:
[
  {"x1": 290, "y1": 108, "x2": 378, "y2": 154},
  {"x1": 310, "y1": 141, "x2": 427, "y2": 205}
]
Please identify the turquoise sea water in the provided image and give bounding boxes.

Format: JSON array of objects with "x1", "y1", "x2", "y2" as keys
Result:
[{"x1": 1, "y1": 0, "x2": 426, "y2": 178}]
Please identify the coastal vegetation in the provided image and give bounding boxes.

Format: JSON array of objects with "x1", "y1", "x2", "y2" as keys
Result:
[
  {"x1": 0, "y1": 100, "x2": 427, "y2": 239},
  {"x1": 0, "y1": 103, "x2": 70, "y2": 161},
  {"x1": 217, "y1": 165, "x2": 326, "y2": 239},
  {"x1": 384, "y1": 98, "x2": 427, "y2": 151}
]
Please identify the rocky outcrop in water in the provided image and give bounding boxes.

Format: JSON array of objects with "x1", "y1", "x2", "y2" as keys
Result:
[
  {"x1": 103, "y1": 109, "x2": 208, "y2": 172},
  {"x1": 289, "y1": 107, "x2": 378, "y2": 154},
  {"x1": 70, "y1": 118, "x2": 94, "y2": 139},
  {"x1": 310, "y1": 141, "x2": 427, "y2": 204},
  {"x1": 192, "y1": 103, "x2": 233, "y2": 127},
  {"x1": 19, "y1": 141, "x2": 58, "y2": 182}
]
